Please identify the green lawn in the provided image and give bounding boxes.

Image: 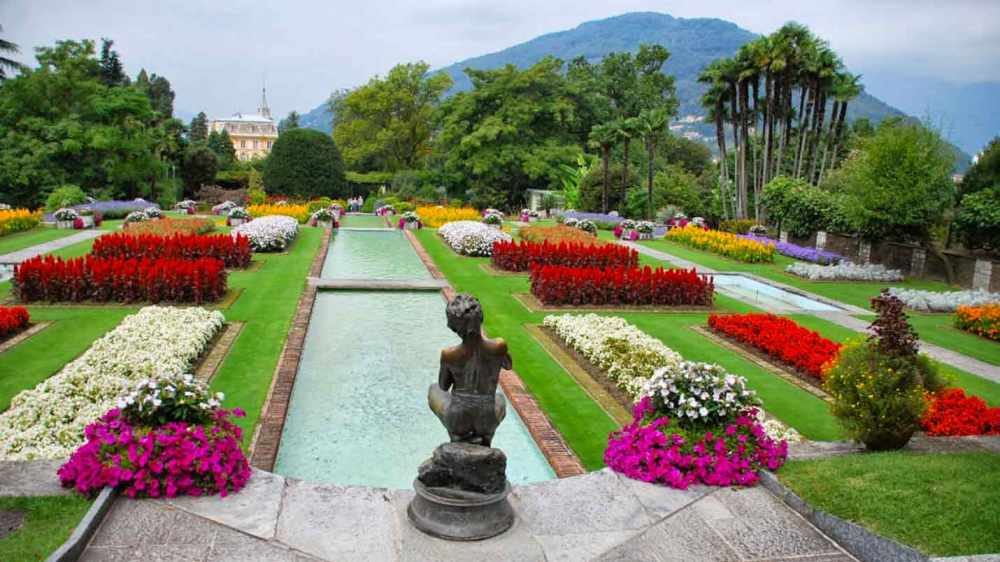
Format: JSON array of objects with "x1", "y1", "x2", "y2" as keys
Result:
[
  {"x1": 0, "y1": 227, "x2": 77, "y2": 256},
  {"x1": 779, "y1": 452, "x2": 1000, "y2": 556},
  {"x1": 0, "y1": 495, "x2": 92, "y2": 561},
  {"x1": 414, "y1": 229, "x2": 846, "y2": 467}
]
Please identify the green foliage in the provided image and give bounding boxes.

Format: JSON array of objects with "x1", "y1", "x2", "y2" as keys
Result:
[
  {"x1": 278, "y1": 110, "x2": 300, "y2": 134},
  {"x1": 959, "y1": 136, "x2": 999, "y2": 197},
  {"x1": 391, "y1": 169, "x2": 441, "y2": 202},
  {"x1": 838, "y1": 122, "x2": 954, "y2": 241},
  {"x1": 189, "y1": 112, "x2": 208, "y2": 143},
  {"x1": 247, "y1": 168, "x2": 266, "y2": 205},
  {"x1": 658, "y1": 133, "x2": 712, "y2": 176},
  {"x1": 45, "y1": 185, "x2": 87, "y2": 211},
  {"x1": 580, "y1": 162, "x2": 638, "y2": 212},
  {"x1": 98, "y1": 38, "x2": 127, "y2": 87},
  {"x1": 332, "y1": 61, "x2": 452, "y2": 172},
  {"x1": 954, "y1": 187, "x2": 1000, "y2": 251},
  {"x1": 719, "y1": 219, "x2": 758, "y2": 234},
  {"x1": 180, "y1": 144, "x2": 218, "y2": 195},
  {"x1": 207, "y1": 129, "x2": 236, "y2": 169},
  {"x1": 762, "y1": 176, "x2": 854, "y2": 237},
  {"x1": 263, "y1": 128, "x2": 346, "y2": 198}
]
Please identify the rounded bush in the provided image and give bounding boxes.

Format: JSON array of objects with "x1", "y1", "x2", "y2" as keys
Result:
[{"x1": 263, "y1": 129, "x2": 346, "y2": 198}]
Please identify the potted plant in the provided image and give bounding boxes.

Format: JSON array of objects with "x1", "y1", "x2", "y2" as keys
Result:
[
  {"x1": 636, "y1": 220, "x2": 656, "y2": 240},
  {"x1": 575, "y1": 219, "x2": 597, "y2": 235},
  {"x1": 482, "y1": 212, "x2": 503, "y2": 230},
  {"x1": 53, "y1": 208, "x2": 79, "y2": 229},
  {"x1": 212, "y1": 201, "x2": 237, "y2": 215},
  {"x1": 143, "y1": 207, "x2": 163, "y2": 220},
  {"x1": 123, "y1": 210, "x2": 147, "y2": 228},
  {"x1": 616, "y1": 219, "x2": 637, "y2": 240},
  {"x1": 310, "y1": 208, "x2": 335, "y2": 228},
  {"x1": 174, "y1": 200, "x2": 197, "y2": 215},
  {"x1": 227, "y1": 206, "x2": 251, "y2": 226},
  {"x1": 399, "y1": 211, "x2": 422, "y2": 230},
  {"x1": 329, "y1": 203, "x2": 344, "y2": 220}
]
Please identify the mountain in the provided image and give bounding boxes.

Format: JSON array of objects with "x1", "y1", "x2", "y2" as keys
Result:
[{"x1": 300, "y1": 12, "x2": 971, "y2": 169}]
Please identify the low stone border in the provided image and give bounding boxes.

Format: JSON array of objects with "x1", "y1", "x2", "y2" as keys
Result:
[
  {"x1": 512, "y1": 292, "x2": 713, "y2": 314},
  {"x1": 194, "y1": 321, "x2": 245, "y2": 383},
  {"x1": 404, "y1": 229, "x2": 587, "y2": 478},
  {"x1": 759, "y1": 470, "x2": 929, "y2": 562},
  {"x1": 249, "y1": 229, "x2": 332, "y2": 470},
  {"x1": 0, "y1": 321, "x2": 53, "y2": 354},
  {"x1": 526, "y1": 324, "x2": 632, "y2": 425},
  {"x1": 46, "y1": 487, "x2": 116, "y2": 562},
  {"x1": 691, "y1": 325, "x2": 831, "y2": 402}
]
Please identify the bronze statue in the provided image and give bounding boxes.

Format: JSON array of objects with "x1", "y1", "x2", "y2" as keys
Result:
[{"x1": 428, "y1": 294, "x2": 510, "y2": 447}]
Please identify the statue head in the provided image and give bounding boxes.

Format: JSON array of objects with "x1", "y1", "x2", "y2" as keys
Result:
[{"x1": 446, "y1": 294, "x2": 483, "y2": 339}]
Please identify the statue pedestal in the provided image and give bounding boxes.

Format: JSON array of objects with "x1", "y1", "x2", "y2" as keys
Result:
[{"x1": 408, "y1": 479, "x2": 514, "y2": 541}]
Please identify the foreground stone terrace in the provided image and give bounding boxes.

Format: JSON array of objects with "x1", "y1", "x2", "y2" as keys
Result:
[{"x1": 78, "y1": 469, "x2": 855, "y2": 562}]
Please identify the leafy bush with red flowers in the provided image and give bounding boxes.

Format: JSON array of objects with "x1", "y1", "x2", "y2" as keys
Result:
[
  {"x1": 0, "y1": 305, "x2": 29, "y2": 339},
  {"x1": 91, "y1": 232, "x2": 252, "y2": 269},
  {"x1": 13, "y1": 255, "x2": 227, "y2": 303},
  {"x1": 921, "y1": 388, "x2": 1000, "y2": 436},
  {"x1": 492, "y1": 240, "x2": 637, "y2": 272},
  {"x1": 708, "y1": 313, "x2": 842, "y2": 380},
  {"x1": 530, "y1": 265, "x2": 713, "y2": 306}
]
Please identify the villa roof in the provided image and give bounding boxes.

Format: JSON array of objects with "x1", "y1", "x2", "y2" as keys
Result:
[{"x1": 213, "y1": 113, "x2": 274, "y2": 124}]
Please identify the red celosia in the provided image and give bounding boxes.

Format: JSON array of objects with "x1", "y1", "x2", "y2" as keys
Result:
[
  {"x1": 0, "y1": 305, "x2": 29, "y2": 338},
  {"x1": 58, "y1": 408, "x2": 251, "y2": 498},
  {"x1": 492, "y1": 240, "x2": 638, "y2": 272},
  {"x1": 921, "y1": 388, "x2": 1000, "y2": 436},
  {"x1": 91, "y1": 232, "x2": 252, "y2": 269},
  {"x1": 13, "y1": 255, "x2": 227, "y2": 303},
  {"x1": 530, "y1": 265, "x2": 713, "y2": 306},
  {"x1": 708, "y1": 313, "x2": 841, "y2": 380}
]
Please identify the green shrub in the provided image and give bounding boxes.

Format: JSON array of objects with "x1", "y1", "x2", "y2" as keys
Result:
[
  {"x1": 307, "y1": 197, "x2": 333, "y2": 213},
  {"x1": 263, "y1": 129, "x2": 346, "y2": 198},
  {"x1": 719, "y1": 219, "x2": 758, "y2": 234},
  {"x1": 360, "y1": 197, "x2": 376, "y2": 213},
  {"x1": 954, "y1": 187, "x2": 1000, "y2": 251},
  {"x1": 45, "y1": 185, "x2": 87, "y2": 211},
  {"x1": 762, "y1": 176, "x2": 854, "y2": 237},
  {"x1": 247, "y1": 169, "x2": 266, "y2": 205}
]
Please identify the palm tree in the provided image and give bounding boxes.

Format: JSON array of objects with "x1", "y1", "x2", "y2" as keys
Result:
[
  {"x1": 616, "y1": 117, "x2": 641, "y2": 202},
  {"x1": 0, "y1": 25, "x2": 25, "y2": 80},
  {"x1": 819, "y1": 72, "x2": 862, "y2": 181},
  {"x1": 637, "y1": 108, "x2": 669, "y2": 219},
  {"x1": 699, "y1": 61, "x2": 733, "y2": 218},
  {"x1": 588, "y1": 123, "x2": 617, "y2": 213}
]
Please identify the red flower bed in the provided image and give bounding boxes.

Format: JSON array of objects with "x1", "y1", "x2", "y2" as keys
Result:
[
  {"x1": 0, "y1": 305, "x2": 29, "y2": 339},
  {"x1": 91, "y1": 232, "x2": 251, "y2": 269},
  {"x1": 530, "y1": 265, "x2": 713, "y2": 306},
  {"x1": 921, "y1": 388, "x2": 1000, "y2": 436},
  {"x1": 708, "y1": 313, "x2": 841, "y2": 380},
  {"x1": 492, "y1": 240, "x2": 638, "y2": 272},
  {"x1": 13, "y1": 255, "x2": 227, "y2": 303}
]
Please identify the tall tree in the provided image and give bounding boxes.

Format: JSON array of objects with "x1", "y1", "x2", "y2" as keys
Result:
[
  {"x1": 98, "y1": 38, "x2": 127, "y2": 87},
  {"x1": 278, "y1": 110, "x2": 300, "y2": 133},
  {"x1": 0, "y1": 25, "x2": 25, "y2": 80},
  {"x1": 588, "y1": 123, "x2": 617, "y2": 213},
  {"x1": 147, "y1": 74, "x2": 174, "y2": 118},
  {"x1": 207, "y1": 129, "x2": 236, "y2": 168},
  {"x1": 637, "y1": 108, "x2": 670, "y2": 219},
  {"x1": 189, "y1": 112, "x2": 208, "y2": 143}
]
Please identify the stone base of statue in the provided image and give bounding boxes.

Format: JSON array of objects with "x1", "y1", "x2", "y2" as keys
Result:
[{"x1": 407, "y1": 442, "x2": 515, "y2": 541}]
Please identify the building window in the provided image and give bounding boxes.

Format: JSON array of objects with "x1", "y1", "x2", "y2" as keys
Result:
[{"x1": 241, "y1": 140, "x2": 247, "y2": 148}]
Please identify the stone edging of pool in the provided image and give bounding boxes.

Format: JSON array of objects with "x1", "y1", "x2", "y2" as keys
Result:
[
  {"x1": 249, "y1": 227, "x2": 333, "y2": 470},
  {"x1": 404, "y1": 229, "x2": 587, "y2": 478}
]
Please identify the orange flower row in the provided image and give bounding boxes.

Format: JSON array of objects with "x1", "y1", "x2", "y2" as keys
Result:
[{"x1": 955, "y1": 304, "x2": 1000, "y2": 342}]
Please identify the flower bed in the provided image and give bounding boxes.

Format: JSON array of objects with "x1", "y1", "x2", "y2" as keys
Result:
[
  {"x1": 231, "y1": 215, "x2": 299, "y2": 252},
  {"x1": 955, "y1": 304, "x2": 1000, "y2": 341},
  {"x1": 123, "y1": 217, "x2": 215, "y2": 236},
  {"x1": 518, "y1": 225, "x2": 601, "y2": 245},
  {"x1": 666, "y1": 226, "x2": 775, "y2": 263},
  {"x1": 13, "y1": 255, "x2": 227, "y2": 303},
  {"x1": 530, "y1": 265, "x2": 713, "y2": 307},
  {"x1": 0, "y1": 305, "x2": 29, "y2": 339},
  {"x1": 558, "y1": 211, "x2": 623, "y2": 229},
  {"x1": 0, "y1": 306, "x2": 224, "y2": 460},
  {"x1": 438, "y1": 220, "x2": 512, "y2": 256},
  {"x1": 491, "y1": 241, "x2": 637, "y2": 272},
  {"x1": 740, "y1": 233, "x2": 843, "y2": 265},
  {"x1": 91, "y1": 232, "x2": 252, "y2": 269},
  {"x1": 247, "y1": 203, "x2": 310, "y2": 223},
  {"x1": 49, "y1": 200, "x2": 159, "y2": 220},
  {"x1": 888, "y1": 288, "x2": 1000, "y2": 313},
  {"x1": 708, "y1": 313, "x2": 841, "y2": 380},
  {"x1": 0, "y1": 209, "x2": 41, "y2": 236},
  {"x1": 786, "y1": 261, "x2": 903, "y2": 281},
  {"x1": 416, "y1": 206, "x2": 481, "y2": 228},
  {"x1": 212, "y1": 201, "x2": 237, "y2": 215},
  {"x1": 921, "y1": 388, "x2": 1000, "y2": 436},
  {"x1": 543, "y1": 314, "x2": 683, "y2": 398}
]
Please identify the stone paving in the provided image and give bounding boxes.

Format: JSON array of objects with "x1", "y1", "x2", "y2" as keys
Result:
[
  {"x1": 625, "y1": 241, "x2": 1000, "y2": 385},
  {"x1": 79, "y1": 468, "x2": 857, "y2": 562},
  {"x1": 0, "y1": 229, "x2": 103, "y2": 264}
]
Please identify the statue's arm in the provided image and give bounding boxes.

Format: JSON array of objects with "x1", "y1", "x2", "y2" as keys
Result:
[
  {"x1": 438, "y1": 352, "x2": 453, "y2": 390},
  {"x1": 497, "y1": 339, "x2": 512, "y2": 370}
]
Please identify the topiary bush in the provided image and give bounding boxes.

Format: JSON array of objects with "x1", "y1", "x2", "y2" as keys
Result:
[
  {"x1": 45, "y1": 185, "x2": 88, "y2": 211},
  {"x1": 263, "y1": 129, "x2": 346, "y2": 199}
]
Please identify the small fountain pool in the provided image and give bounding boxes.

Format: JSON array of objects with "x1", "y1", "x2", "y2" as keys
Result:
[
  {"x1": 320, "y1": 229, "x2": 431, "y2": 280},
  {"x1": 713, "y1": 274, "x2": 840, "y2": 312}
]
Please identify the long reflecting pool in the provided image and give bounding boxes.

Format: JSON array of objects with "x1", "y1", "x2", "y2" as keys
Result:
[
  {"x1": 274, "y1": 290, "x2": 556, "y2": 489},
  {"x1": 320, "y1": 229, "x2": 431, "y2": 280},
  {"x1": 713, "y1": 273, "x2": 840, "y2": 312}
]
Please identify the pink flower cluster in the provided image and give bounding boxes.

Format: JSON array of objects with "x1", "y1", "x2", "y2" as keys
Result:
[
  {"x1": 58, "y1": 407, "x2": 251, "y2": 498},
  {"x1": 604, "y1": 398, "x2": 788, "y2": 489}
]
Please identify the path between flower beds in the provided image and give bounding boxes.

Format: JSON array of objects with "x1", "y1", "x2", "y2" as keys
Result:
[
  {"x1": 625, "y1": 241, "x2": 1000, "y2": 385},
  {"x1": 75, "y1": 468, "x2": 858, "y2": 562},
  {"x1": 0, "y1": 230, "x2": 103, "y2": 264}
]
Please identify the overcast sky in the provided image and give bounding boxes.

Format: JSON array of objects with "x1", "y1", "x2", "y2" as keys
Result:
[{"x1": 2, "y1": 0, "x2": 998, "y2": 121}]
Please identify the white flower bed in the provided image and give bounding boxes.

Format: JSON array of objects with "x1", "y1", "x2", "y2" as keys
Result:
[
  {"x1": 543, "y1": 314, "x2": 684, "y2": 398},
  {"x1": 231, "y1": 215, "x2": 298, "y2": 251},
  {"x1": 439, "y1": 220, "x2": 512, "y2": 257},
  {"x1": 887, "y1": 287, "x2": 1000, "y2": 312},
  {"x1": 786, "y1": 261, "x2": 904, "y2": 281},
  {"x1": 641, "y1": 362, "x2": 758, "y2": 426},
  {"x1": 754, "y1": 409, "x2": 801, "y2": 443},
  {"x1": 0, "y1": 306, "x2": 224, "y2": 460}
]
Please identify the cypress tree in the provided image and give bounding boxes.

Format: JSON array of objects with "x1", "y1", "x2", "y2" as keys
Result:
[{"x1": 189, "y1": 112, "x2": 208, "y2": 143}]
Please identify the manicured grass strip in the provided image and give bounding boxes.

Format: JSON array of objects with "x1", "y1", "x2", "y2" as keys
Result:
[
  {"x1": 0, "y1": 307, "x2": 134, "y2": 411},
  {"x1": 415, "y1": 229, "x2": 617, "y2": 469},
  {"x1": 0, "y1": 227, "x2": 77, "y2": 256},
  {"x1": 210, "y1": 227, "x2": 324, "y2": 445},
  {"x1": 909, "y1": 313, "x2": 1000, "y2": 367},
  {"x1": 779, "y1": 452, "x2": 1000, "y2": 556},
  {"x1": 0, "y1": 495, "x2": 93, "y2": 561}
]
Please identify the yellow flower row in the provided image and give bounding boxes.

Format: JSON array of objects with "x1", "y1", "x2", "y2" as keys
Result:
[
  {"x1": 666, "y1": 225, "x2": 775, "y2": 263},
  {"x1": 0, "y1": 209, "x2": 41, "y2": 236},
  {"x1": 247, "y1": 203, "x2": 311, "y2": 223},
  {"x1": 416, "y1": 206, "x2": 481, "y2": 228}
]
